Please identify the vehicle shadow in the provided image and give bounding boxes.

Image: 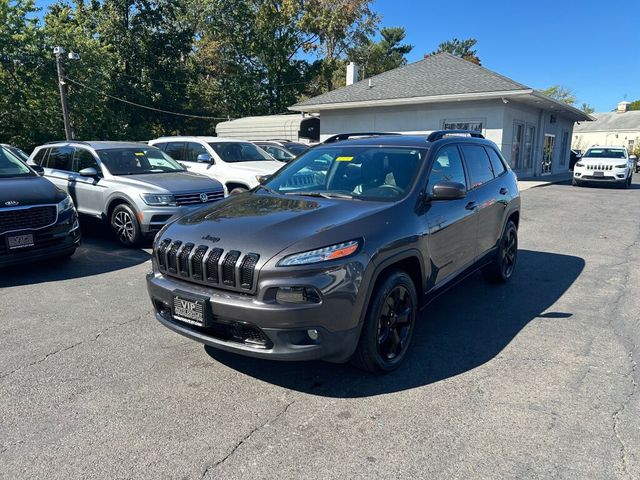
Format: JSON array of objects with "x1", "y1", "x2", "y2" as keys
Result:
[
  {"x1": 0, "y1": 219, "x2": 151, "y2": 287},
  {"x1": 205, "y1": 249, "x2": 585, "y2": 398}
]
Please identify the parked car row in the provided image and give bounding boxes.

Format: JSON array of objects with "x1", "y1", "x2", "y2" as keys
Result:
[{"x1": 2, "y1": 130, "x2": 521, "y2": 374}]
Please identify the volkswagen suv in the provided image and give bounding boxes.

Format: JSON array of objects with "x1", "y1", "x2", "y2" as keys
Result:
[
  {"x1": 29, "y1": 141, "x2": 225, "y2": 246},
  {"x1": 146, "y1": 131, "x2": 521, "y2": 373}
]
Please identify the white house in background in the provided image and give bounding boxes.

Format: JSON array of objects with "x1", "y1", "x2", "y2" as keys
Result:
[
  {"x1": 289, "y1": 53, "x2": 592, "y2": 177},
  {"x1": 573, "y1": 101, "x2": 640, "y2": 153}
]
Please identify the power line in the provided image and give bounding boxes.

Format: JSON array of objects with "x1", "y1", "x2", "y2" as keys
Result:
[{"x1": 65, "y1": 76, "x2": 231, "y2": 120}]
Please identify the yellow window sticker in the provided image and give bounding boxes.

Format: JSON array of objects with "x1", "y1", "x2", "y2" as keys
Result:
[
  {"x1": 134, "y1": 152, "x2": 145, "y2": 156},
  {"x1": 336, "y1": 156, "x2": 353, "y2": 162}
]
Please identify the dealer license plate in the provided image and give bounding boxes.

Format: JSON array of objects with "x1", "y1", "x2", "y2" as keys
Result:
[
  {"x1": 593, "y1": 171, "x2": 604, "y2": 177},
  {"x1": 172, "y1": 292, "x2": 207, "y2": 326},
  {"x1": 6, "y1": 233, "x2": 34, "y2": 250}
]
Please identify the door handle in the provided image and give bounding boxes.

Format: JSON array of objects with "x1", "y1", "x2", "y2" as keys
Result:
[
  {"x1": 499, "y1": 187, "x2": 509, "y2": 195},
  {"x1": 465, "y1": 201, "x2": 478, "y2": 211}
]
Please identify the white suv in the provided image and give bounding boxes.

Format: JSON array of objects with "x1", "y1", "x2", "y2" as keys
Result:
[
  {"x1": 573, "y1": 146, "x2": 635, "y2": 188},
  {"x1": 149, "y1": 136, "x2": 284, "y2": 194}
]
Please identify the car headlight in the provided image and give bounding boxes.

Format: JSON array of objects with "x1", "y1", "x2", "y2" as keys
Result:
[
  {"x1": 615, "y1": 164, "x2": 627, "y2": 169},
  {"x1": 278, "y1": 240, "x2": 360, "y2": 266},
  {"x1": 57, "y1": 195, "x2": 74, "y2": 214},
  {"x1": 575, "y1": 162, "x2": 584, "y2": 167},
  {"x1": 140, "y1": 193, "x2": 176, "y2": 206}
]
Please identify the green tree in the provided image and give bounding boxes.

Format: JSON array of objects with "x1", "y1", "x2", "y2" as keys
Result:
[
  {"x1": 581, "y1": 102, "x2": 595, "y2": 114},
  {"x1": 350, "y1": 26, "x2": 412, "y2": 79},
  {"x1": 628, "y1": 100, "x2": 640, "y2": 111},
  {"x1": 541, "y1": 85, "x2": 576, "y2": 106},
  {"x1": 430, "y1": 37, "x2": 481, "y2": 65}
]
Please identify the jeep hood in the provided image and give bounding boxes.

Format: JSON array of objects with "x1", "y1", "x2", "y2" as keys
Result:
[
  {"x1": 163, "y1": 192, "x2": 388, "y2": 260},
  {"x1": 112, "y1": 172, "x2": 223, "y2": 193},
  {"x1": 580, "y1": 157, "x2": 628, "y2": 165}
]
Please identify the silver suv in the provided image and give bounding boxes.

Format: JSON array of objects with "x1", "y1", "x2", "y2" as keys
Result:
[{"x1": 28, "y1": 141, "x2": 225, "y2": 246}]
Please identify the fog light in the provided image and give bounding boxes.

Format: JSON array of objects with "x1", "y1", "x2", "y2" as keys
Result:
[
  {"x1": 307, "y1": 329, "x2": 319, "y2": 341},
  {"x1": 275, "y1": 286, "x2": 322, "y2": 304}
]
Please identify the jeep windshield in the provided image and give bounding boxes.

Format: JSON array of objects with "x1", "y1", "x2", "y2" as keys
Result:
[
  {"x1": 263, "y1": 146, "x2": 426, "y2": 201},
  {"x1": 0, "y1": 147, "x2": 35, "y2": 178},
  {"x1": 98, "y1": 147, "x2": 186, "y2": 175},
  {"x1": 208, "y1": 142, "x2": 272, "y2": 163},
  {"x1": 583, "y1": 148, "x2": 627, "y2": 159}
]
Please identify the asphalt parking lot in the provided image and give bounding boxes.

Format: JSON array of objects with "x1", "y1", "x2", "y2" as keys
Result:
[{"x1": 1, "y1": 178, "x2": 639, "y2": 479}]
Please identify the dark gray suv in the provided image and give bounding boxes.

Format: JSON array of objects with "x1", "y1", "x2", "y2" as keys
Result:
[{"x1": 146, "y1": 131, "x2": 521, "y2": 372}]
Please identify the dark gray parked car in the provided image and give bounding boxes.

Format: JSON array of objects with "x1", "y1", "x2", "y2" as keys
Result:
[{"x1": 147, "y1": 131, "x2": 521, "y2": 372}]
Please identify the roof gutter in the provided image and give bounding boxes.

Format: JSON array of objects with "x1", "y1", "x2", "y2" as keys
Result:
[
  {"x1": 530, "y1": 91, "x2": 594, "y2": 122},
  {"x1": 289, "y1": 89, "x2": 535, "y2": 113}
]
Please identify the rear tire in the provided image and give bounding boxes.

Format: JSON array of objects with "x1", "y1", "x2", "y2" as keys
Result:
[
  {"x1": 111, "y1": 204, "x2": 143, "y2": 247},
  {"x1": 483, "y1": 220, "x2": 518, "y2": 284},
  {"x1": 351, "y1": 269, "x2": 417, "y2": 374}
]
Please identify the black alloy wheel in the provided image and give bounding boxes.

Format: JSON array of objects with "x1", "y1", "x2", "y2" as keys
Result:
[
  {"x1": 377, "y1": 285, "x2": 413, "y2": 362},
  {"x1": 483, "y1": 220, "x2": 518, "y2": 283}
]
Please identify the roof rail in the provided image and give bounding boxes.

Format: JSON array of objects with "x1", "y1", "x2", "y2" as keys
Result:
[
  {"x1": 323, "y1": 132, "x2": 401, "y2": 144},
  {"x1": 427, "y1": 130, "x2": 485, "y2": 142},
  {"x1": 44, "y1": 140, "x2": 91, "y2": 145}
]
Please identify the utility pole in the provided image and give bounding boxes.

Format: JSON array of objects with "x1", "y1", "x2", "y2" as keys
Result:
[{"x1": 53, "y1": 46, "x2": 74, "y2": 140}]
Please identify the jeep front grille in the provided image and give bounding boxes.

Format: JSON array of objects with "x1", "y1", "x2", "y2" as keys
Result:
[
  {"x1": 155, "y1": 239, "x2": 260, "y2": 292},
  {"x1": 174, "y1": 191, "x2": 225, "y2": 206},
  {"x1": 584, "y1": 164, "x2": 613, "y2": 171}
]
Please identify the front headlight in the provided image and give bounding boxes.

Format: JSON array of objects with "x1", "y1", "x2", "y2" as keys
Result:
[
  {"x1": 575, "y1": 162, "x2": 584, "y2": 168},
  {"x1": 278, "y1": 240, "x2": 360, "y2": 266},
  {"x1": 140, "y1": 193, "x2": 176, "y2": 206},
  {"x1": 615, "y1": 164, "x2": 627, "y2": 169},
  {"x1": 57, "y1": 195, "x2": 74, "y2": 214}
]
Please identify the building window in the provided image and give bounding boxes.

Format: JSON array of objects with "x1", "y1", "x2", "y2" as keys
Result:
[
  {"x1": 511, "y1": 122, "x2": 524, "y2": 169},
  {"x1": 524, "y1": 125, "x2": 535, "y2": 169},
  {"x1": 443, "y1": 120, "x2": 483, "y2": 133},
  {"x1": 560, "y1": 131, "x2": 569, "y2": 166},
  {"x1": 628, "y1": 139, "x2": 635, "y2": 151}
]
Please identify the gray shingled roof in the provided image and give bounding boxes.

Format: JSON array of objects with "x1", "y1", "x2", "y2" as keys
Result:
[
  {"x1": 574, "y1": 111, "x2": 640, "y2": 132},
  {"x1": 293, "y1": 52, "x2": 530, "y2": 108}
]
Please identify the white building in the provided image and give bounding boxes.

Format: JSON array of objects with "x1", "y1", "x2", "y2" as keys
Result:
[
  {"x1": 573, "y1": 101, "x2": 640, "y2": 153},
  {"x1": 290, "y1": 53, "x2": 592, "y2": 177}
]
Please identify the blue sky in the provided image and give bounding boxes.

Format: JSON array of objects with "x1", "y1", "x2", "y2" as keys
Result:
[
  {"x1": 35, "y1": 0, "x2": 639, "y2": 112},
  {"x1": 373, "y1": 0, "x2": 640, "y2": 111}
]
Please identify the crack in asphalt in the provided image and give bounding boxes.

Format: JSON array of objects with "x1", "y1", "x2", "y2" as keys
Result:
[
  {"x1": 0, "y1": 312, "x2": 150, "y2": 381},
  {"x1": 612, "y1": 349, "x2": 638, "y2": 479},
  {"x1": 200, "y1": 400, "x2": 295, "y2": 479}
]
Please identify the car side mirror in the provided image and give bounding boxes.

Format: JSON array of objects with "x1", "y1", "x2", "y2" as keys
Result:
[
  {"x1": 258, "y1": 174, "x2": 272, "y2": 184},
  {"x1": 430, "y1": 181, "x2": 467, "y2": 200},
  {"x1": 31, "y1": 165, "x2": 45, "y2": 176},
  {"x1": 630, "y1": 155, "x2": 637, "y2": 161},
  {"x1": 79, "y1": 167, "x2": 99, "y2": 178},
  {"x1": 197, "y1": 153, "x2": 212, "y2": 163}
]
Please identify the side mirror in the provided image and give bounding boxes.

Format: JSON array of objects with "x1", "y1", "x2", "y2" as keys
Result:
[
  {"x1": 258, "y1": 174, "x2": 271, "y2": 184},
  {"x1": 630, "y1": 155, "x2": 637, "y2": 161},
  {"x1": 31, "y1": 165, "x2": 45, "y2": 176},
  {"x1": 430, "y1": 181, "x2": 467, "y2": 200},
  {"x1": 196, "y1": 153, "x2": 212, "y2": 163},
  {"x1": 79, "y1": 167, "x2": 99, "y2": 178}
]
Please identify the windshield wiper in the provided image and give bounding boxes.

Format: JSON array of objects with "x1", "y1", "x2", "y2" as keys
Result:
[
  {"x1": 253, "y1": 184, "x2": 278, "y2": 195},
  {"x1": 284, "y1": 191, "x2": 353, "y2": 199}
]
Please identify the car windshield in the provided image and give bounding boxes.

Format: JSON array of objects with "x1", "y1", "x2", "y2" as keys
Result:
[
  {"x1": 583, "y1": 148, "x2": 627, "y2": 159},
  {"x1": 6, "y1": 146, "x2": 29, "y2": 162},
  {"x1": 97, "y1": 147, "x2": 185, "y2": 175},
  {"x1": 208, "y1": 142, "x2": 272, "y2": 163},
  {"x1": 285, "y1": 143, "x2": 309, "y2": 156},
  {"x1": 0, "y1": 147, "x2": 35, "y2": 178},
  {"x1": 263, "y1": 146, "x2": 426, "y2": 201}
]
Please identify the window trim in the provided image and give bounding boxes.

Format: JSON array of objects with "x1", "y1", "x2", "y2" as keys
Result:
[{"x1": 484, "y1": 146, "x2": 508, "y2": 178}]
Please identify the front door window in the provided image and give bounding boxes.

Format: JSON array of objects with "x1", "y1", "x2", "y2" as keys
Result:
[{"x1": 542, "y1": 134, "x2": 555, "y2": 175}]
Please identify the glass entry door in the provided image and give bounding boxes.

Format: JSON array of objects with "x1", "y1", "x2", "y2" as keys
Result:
[{"x1": 542, "y1": 134, "x2": 555, "y2": 175}]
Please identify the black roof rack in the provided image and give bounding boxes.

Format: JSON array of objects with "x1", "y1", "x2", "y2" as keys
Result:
[
  {"x1": 44, "y1": 140, "x2": 91, "y2": 145},
  {"x1": 426, "y1": 130, "x2": 485, "y2": 142},
  {"x1": 323, "y1": 132, "x2": 401, "y2": 144}
]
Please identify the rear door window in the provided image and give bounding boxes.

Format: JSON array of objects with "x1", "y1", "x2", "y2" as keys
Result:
[
  {"x1": 460, "y1": 144, "x2": 495, "y2": 188},
  {"x1": 164, "y1": 142, "x2": 185, "y2": 161},
  {"x1": 32, "y1": 148, "x2": 50, "y2": 166},
  {"x1": 485, "y1": 147, "x2": 507, "y2": 176},
  {"x1": 47, "y1": 146, "x2": 74, "y2": 171}
]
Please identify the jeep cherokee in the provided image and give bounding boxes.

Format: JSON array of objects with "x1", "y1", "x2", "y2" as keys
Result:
[{"x1": 146, "y1": 131, "x2": 521, "y2": 373}]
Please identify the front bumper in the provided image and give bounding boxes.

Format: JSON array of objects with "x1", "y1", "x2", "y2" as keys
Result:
[
  {"x1": 0, "y1": 214, "x2": 81, "y2": 268},
  {"x1": 573, "y1": 168, "x2": 629, "y2": 183},
  {"x1": 146, "y1": 259, "x2": 367, "y2": 362}
]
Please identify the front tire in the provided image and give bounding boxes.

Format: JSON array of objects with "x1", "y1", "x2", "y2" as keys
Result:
[
  {"x1": 572, "y1": 178, "x2": 581, "y2": 186},
  {"x1": 230, "y1": 187, "x2": 248, "y2": 195},
  {"x1": 483, "y1": 220, "x2": 518, "y2": 283},
  {"x1": 111, "y1": 204, "x2": 143, "y2": 247},
  {"x1": 351, "y1": 269, "x2": 417, "y2": 374}
]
